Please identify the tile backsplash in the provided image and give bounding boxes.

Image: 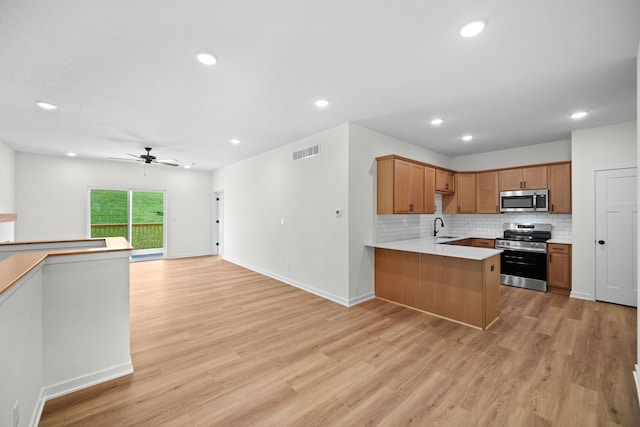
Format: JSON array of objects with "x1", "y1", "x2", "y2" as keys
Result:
[{"x1": 376, "y1": 194, "x2": 572, "y2": 243}]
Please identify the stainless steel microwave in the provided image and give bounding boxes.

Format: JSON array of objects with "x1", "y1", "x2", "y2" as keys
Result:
[{"x1": 500, "y1": 189, "x2": 549, "y2": 212}]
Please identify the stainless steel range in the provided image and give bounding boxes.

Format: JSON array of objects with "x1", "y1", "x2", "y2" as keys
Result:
[{"x1": 494, "y1": 223, "x2": 552, "y2": 292}]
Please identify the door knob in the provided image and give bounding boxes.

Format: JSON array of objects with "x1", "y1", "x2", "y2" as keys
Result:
[{"x1": 598, "y1": 240, "x2": 605, "y2": 245}]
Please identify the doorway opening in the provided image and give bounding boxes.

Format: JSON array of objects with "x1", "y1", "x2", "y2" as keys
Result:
[{"x1": 89, "y1": 188, "x2": 166, "y2": 259}]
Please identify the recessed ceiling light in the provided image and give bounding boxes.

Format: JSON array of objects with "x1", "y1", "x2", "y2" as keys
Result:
[
  {"x1": 197, "y1": 53, "x2": 217, "y2": 65},
  {"x1": 184, "y1": 165, "x2": 191, "y2": 169},
  {"x1": 36, "y1": 101, "x2": 58, "y2": 110},
  {"x1": 430, "y1": 118, "x2": 444, "y2": 126},
  {"x1": 460, "y1": 18, "x2": 487, "y2": 38},
  {"x1": 66, "y1": 152, "x2": 77, "y2": 157},
  {"x1": 462, "y1": 135, "x2": 473, "y2": 142},
  {"x1": 570, "y1": 111, "x2": 588, "y2": 119},
  {"x1": 230, "y1": 139, "x2": 241, "y2": 145},
  {"x1": 315, "y1": 99, "x2": 330, "y2": 108}
]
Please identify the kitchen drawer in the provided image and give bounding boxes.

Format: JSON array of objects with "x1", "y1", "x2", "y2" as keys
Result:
[
  {"x1": 547, "y1": 243, "x2": 570, "y2": 254},
  {"x1": 472, "y1": 238, "x2": 495, "y2": 248}
]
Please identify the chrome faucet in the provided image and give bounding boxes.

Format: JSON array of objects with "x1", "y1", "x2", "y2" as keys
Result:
[{"x1": 433, "y1": 217, "x2": 445, "y2": 237}]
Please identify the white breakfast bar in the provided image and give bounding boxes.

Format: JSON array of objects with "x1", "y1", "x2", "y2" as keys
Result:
[{"x1": 367, "y1": 237, "x2": 503, "y2": 330}]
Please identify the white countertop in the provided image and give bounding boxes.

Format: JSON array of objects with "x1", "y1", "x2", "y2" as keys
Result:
[
  {"x1": 367, "y1": 237, "x2": 502, "y2": 261},
  {"x1": 547, "y1": 238, "x2": 572, "y2": 245}
]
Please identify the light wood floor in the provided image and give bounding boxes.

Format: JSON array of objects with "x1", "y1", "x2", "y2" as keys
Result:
[{"x1": 40, "y1": 256, "x2": 639, "y2": 426}]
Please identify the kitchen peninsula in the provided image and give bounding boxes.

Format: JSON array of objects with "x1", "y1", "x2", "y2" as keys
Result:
[{"x1": 368, "y1": 237, "x2": 502, "y2": 330}]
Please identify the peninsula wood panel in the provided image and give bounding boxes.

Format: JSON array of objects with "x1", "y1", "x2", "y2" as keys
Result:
[
  {"x1": 374, "y1": 248, "x2": 421, "y2": 309},
  {"x1": 420, "y1": 254, "x2": 485, "y2": 328},
  {"x1": 483, "y1": 255, "x2": 500, "y2": 327}
]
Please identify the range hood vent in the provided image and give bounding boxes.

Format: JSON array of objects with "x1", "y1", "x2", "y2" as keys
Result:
[{"x1": 293, "y1": 144, "x2": 320, "y2": 160}]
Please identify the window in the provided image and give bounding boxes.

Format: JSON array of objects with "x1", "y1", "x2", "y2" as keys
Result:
[{"x1": 89, "y1": 189, "x2": 166, "y2": 258}]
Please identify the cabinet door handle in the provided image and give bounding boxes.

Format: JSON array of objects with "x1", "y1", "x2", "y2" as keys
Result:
[
  {"x1": 549, "y1": 254, "x2": 552, "y2": 262},
  {"x1": 409, "y1": 203, "x2": 413, "y2": 212},
  {"x1": 551, "y1": 204, "x2": 555, "y2": 212},
  {"x1": 496, "y1": 205, "x2": 498, "y2": 212}
]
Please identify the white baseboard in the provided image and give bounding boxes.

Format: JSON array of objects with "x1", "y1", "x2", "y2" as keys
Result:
[
  {"x1": 348, "y1": 292, "x2": 376, "y2": 306},
  {"x1": 29, "y1": 388, "x2": 46, "y2": 427},
  {"x1": 634, "y1": 365, "x2": 640, "y2": 409},
  {"x1": 31, "y1": 360, "x2": 134, "y2": 426},
  {"x1": 223, "y1": 256, "x2": 372, "y2": 307},
  {"x1": 166, "y1": 251, "x2": 215, "y2": 260},
  {"x1": 570, "y1": 290, "x2": 594, "y2": 301},
  {"x1": 43, "y1": 359, "x2": 134, "y2": 400}
]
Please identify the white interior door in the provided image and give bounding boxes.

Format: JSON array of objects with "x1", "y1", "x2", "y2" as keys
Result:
[
  {"x1": 213, "y1": 191, "x2": 223, "y2": 255},
  {"x1": 595, "y1": 167, "x2": 637, "y2": 306}
]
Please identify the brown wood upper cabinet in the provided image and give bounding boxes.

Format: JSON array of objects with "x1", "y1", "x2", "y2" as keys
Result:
[
  {"x1": 435, "y1": 169, "x2": 455, "y2": 193},
  {"x1": 499, "y1": 166, "x2": 548, "y2": 191},
  {"x1": 456, "y1": 173, "x2": 476, "y2": 213},
  {"x1": 475, "y1": 171, "x2": 500, "y2": 214},
  {"x1": 548, "y1": 163, "x2": 571, "y2": 213},
  {"x1": 377, "y1": 157, "x2": 425, "y2": 214},
  {"x1": 424, "y1": 166, "x2": 436, "y2": 214}
]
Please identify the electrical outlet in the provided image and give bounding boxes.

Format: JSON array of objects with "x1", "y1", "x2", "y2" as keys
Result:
[{"x1": 13, "y1": 401, "x2": 19, "y2": 427}]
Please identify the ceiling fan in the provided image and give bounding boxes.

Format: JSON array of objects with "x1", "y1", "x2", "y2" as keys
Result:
[{"x1": 111, "y1": 147, "x2": 179, "y2": 167}]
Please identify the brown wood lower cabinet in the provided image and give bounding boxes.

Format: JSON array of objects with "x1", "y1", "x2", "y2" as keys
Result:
[
  {"x1": 448, "y1": 238, "x2": 494, "y2": 248},
  {"x1": 547, "y1": 243, "x2": 571, "y2": 294},
  {"x1": 374, "y1": 248, "x2": 500, "y2": 330}
]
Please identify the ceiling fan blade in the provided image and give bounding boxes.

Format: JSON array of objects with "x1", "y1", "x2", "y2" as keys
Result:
[
  {"x1": 126, "y1": 153, "x2": 141, "y2": 159},
  {"x1": 109, "y1": 157, "x2": 141, "y2": 162},
  {"x1": 159, "y1": 161, "x2": 179, "y2": 167}
]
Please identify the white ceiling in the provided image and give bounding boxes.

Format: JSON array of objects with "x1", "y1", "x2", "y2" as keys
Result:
[{"x1": 1, "y1": 1, "x2": 638, "y2": 170}]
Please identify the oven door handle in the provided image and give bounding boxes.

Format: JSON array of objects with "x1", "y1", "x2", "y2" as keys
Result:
[{"x1": 497, "y1": 246, "x2": 546, "y2": 254}]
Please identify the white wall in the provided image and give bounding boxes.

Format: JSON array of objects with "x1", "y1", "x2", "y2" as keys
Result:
[
  {"x1": 636, "y1": 46, "x2": 640, "y2": 380},
  {"x1": 571, "y1": 121, "x2": 637, "y2": 300},
  {"x1": 15, "y1": 153, "x2": 213, "y2": 258},
  {"x1": 347, "y1": 123, "x2": 453, "y2": 301},
  {"x1": 212, "y1": 124, "x2": 352, "y2": 304},
  {"x1": 452, "y1": 139, "x2": 571, "y2": 171},
  {"x1": 0, "y1": 265, "x2": 43, "y2": 427},
  {"x1": 211, "y1": 122, "x2": 454, "y2": 305},
  {"x1": 0, "y1": 141, "x2": 16, "y2": 213}
]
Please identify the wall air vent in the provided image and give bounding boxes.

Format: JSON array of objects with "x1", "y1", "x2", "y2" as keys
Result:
[{"x1": 293, "y1": 144, "x2": 320, "y2": 160}]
